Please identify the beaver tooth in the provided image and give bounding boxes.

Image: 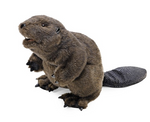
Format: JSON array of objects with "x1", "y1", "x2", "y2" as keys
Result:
[{"x1": 25, "y1": 37, "x2": 30, "y2": 40}]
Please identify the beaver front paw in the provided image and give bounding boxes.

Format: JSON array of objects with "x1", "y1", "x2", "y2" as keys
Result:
[
  {"x1": 26, "y1": 53, "x2": 43, "y2": 72},
  {"x1": 35, "y1": 75, "x2": 58, "y2": 92},
  {"x1": 26, "y1": 61, "x2": 40, "y2": 72}
]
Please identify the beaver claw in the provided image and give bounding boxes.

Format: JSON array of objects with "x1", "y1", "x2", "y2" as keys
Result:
[
  {"x1": 26, "y1": 61, "x2": 39, "y2": 72},
  {"x1": 63, "y1": 103, "x2": 83, "y2": 111},
  {"x1": 35, "y1": 83, "x2": 40, "y2": 87}
]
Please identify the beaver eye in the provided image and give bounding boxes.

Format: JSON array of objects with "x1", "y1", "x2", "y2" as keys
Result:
[
  {"x1": 41, "y1": 23, "x2": 48, "y2": 27},
  {"x1": 41, "y1": 24, "x2": 45, "y2": 27}
]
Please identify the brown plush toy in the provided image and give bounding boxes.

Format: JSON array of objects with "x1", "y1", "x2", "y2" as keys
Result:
[{"x1": 19, "y1": 15, "x2": 147, "y2": 110}]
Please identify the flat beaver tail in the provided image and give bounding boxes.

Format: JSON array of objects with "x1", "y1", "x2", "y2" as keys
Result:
[{"x1": 103, "y1": 66, "x2": 147, "y2": 88}]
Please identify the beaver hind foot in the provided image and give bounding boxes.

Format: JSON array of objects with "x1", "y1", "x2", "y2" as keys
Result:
[
  {"x1": 59, "y1": 90, "x2": 100, "y2": 111},
  {"x1": 59, "y1": 93, "x2": 88, "y2": 111}
]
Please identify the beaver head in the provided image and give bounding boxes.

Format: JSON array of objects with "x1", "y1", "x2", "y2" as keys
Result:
[{"x1": 19, "y1": 15, "x2": 66, "y2": 59}]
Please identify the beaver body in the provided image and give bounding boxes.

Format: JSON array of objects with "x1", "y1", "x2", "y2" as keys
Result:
[
  {"x1": 19, "y1": 15, "x2": 103, "y2": 109},
  {"x1": 19, "y1": 15, "x2": 146, "y2": 110}
]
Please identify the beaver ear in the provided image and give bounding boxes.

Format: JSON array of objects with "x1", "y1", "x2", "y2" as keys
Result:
[{"x1": 56, "y1": 27, "x2": 60, "y2": 34}]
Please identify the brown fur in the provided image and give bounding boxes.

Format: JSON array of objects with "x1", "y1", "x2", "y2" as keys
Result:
[{"x1": 19, "y1": 15, "x2": 104, "y2": 110}]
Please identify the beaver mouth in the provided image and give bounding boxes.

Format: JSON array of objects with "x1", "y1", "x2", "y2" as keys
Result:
[
  {"x1": 25, "y1": 37, "x2": 34, "y2": 42},
  {"x1": 23, "y1": 36, "x2": 38, "y2": 48}
]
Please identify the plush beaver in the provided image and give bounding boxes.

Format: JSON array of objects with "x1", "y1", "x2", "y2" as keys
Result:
[{"x1": 19, "y1": 15, "x2": 147, "y2": 110}]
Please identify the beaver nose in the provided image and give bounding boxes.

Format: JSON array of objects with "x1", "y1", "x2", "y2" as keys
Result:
[{"x1": 20, "y1": 23, "x2": 26, "y2": 29}]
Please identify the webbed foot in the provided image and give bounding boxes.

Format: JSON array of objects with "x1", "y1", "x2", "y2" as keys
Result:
[{"x1": 59, "y1": 93, "x2": 88, "y2": 111}]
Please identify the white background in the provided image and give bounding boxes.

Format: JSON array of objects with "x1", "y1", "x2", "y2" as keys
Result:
[{"x1": 0, "y1": 0, "x2": 150, "y2": 122}]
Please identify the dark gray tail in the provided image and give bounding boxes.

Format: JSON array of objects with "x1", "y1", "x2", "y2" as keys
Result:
[{"x1": 103, "y1": 66, "x2": 147, "y2": 88}]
